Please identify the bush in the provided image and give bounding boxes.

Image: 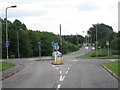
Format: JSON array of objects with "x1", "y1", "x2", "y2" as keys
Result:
[
  {"x1": 90, "y1": 49, "x2": 112, "y2": 57},
  {"x1": 111, "y1": 50, "x2": 119, "y2": 55}
]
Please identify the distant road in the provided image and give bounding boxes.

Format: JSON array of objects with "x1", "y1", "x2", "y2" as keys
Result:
[{"x1": 2, "y1": 47, "x2": 119, "y2": 89}]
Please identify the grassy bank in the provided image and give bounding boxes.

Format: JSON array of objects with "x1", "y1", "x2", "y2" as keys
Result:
[
  {"x1": 102, "y1": 61, "x2": 120, "y2": 77},
  {"x1": 0, "y1": 62, "x2": 15, "y2": 71}
]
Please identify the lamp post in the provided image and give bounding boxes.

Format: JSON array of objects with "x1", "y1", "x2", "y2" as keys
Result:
[
  {"x1": 17, "y1": 29, "x2": 22, "y2": 58},
  {"x1": 5, "y1": 5, "x2": 17, "y2": 60}
]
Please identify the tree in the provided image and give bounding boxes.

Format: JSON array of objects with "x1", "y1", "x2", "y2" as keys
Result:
[
  {"x1": 19, "y1": 30, "x2": 33, "y2": 57},
  {"x1": 87, "y1": 23, "x2": 114, "y2": 48}
]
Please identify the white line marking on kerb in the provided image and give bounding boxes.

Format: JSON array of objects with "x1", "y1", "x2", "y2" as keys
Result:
[{"x1": 52, "y1": 65, "x2": 55, "y2": 67}]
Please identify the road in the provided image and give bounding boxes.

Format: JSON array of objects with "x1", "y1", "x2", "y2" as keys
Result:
[{"x1": 2, "y1": 47, "x2": 119, "y2": 89}]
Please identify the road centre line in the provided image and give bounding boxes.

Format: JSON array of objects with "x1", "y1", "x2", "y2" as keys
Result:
[
  {"x1": 56, "y1": 84, "x2": 61, "y2": 90},
  {"x1": 66, "y1": 70, "x2": 68, "y2": 74},
  {"x1": 68, "y1": 67, "x2": 70, "y2": 70},
  {"x1": 60, "y1": 71, "x2": 62, "y2": 74},
  {"x1": 60, "y1": 75, "x2": 65, "y2": 81}
]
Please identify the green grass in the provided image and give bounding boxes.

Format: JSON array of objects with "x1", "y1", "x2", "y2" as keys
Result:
[
  {"x1": 102, "y1": 61, "x2": 120, "y2": 77},
  {"x1": 0, "y1": 62, "x2": 15, "y2": 71},
  {"x1": 76, "y1": 54, "x2": 119, "y2": 59}
]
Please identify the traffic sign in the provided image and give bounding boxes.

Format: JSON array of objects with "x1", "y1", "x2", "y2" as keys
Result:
[
  {"x1": 85, "y1": 46, "x2": 88, "y2": 49},
  {"x1": 52, "y1": 42, "x2": 55, "y2": 46},
  {"x1": 54, "y1": 43, "x2": 59, "y2": 50},
  {"x1": 38, "y1": 42, "x2": 41, "y2": 47},
  {"x1": 5, "y1": 42, "x2": 10, "y2": 47},
  {"x1": 106, "y1": 41, "x2": 109, "y2": 46}
]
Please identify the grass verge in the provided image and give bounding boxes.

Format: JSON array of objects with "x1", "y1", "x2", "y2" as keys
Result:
[
  {"x1": 76, "y1": 54, "x2": 119, "y2": 59},
  {"x1": 0, "y1": 62, "x2": 15, "y2": 71},
  {"x1": 102, "y1": 61, "x2": 120, "y2": 77}
]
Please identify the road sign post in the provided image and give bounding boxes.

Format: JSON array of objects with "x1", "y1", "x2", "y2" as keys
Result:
[
  {"x1": 51, "y1": 42, "x2": 63, "y2": 65},
  {"x1": 106, "y1": 41, "x2": 110, "y2": 56},
  {"x1": 38, "y1": 42, "x2": 41, "y2": 60}
]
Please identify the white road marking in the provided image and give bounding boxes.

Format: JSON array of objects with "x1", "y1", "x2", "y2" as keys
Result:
[
  {"x1": 52, "y1": 65, "x2": 55, "y2": 67},
  {"x1": 56, "y1": 84, "x2": 61, "y2": 90},
  {"x1": 56, "y1": 67, "x2": 59, "y2": 70},
  {"x1": 66, "y1": 70, "x2": 68, "y2": 74},
  {"x1": 60, "y1": 75, "x2": 65, "y2": 81},
  {"x1": 60, "y1": 75, "x2": 62, "y2": 81},
  {"x1": 60, "y1": 71, "x2": 62, "y2": 74},
  {"x1": 68, "y1": 67, "x2": 70, "y2": 70}
]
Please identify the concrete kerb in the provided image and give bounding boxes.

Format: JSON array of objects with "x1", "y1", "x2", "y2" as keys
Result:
[
  {"x1": 100, "y1": 64, "x2": 120, "y2": 81},
  {"x1": 0, "y1": 64, "x2": 25, "y2": 81},
  {"x1": 35, "y1": 59, "x2": 54, "y2": 61},
  {"x1": 51, "y1": 62, "x2": 63, "y2": 65}
]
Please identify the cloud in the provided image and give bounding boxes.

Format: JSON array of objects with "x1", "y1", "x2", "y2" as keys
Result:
[
  {"x1": 79, "y1": 2, "x2": 98, "y2": 11},
  {"x1": 1, "y1": 0, "x2": 119, "y2": 35},
  {"x1": 6, "y1": 10, "x2": 45, "y2": 18}
]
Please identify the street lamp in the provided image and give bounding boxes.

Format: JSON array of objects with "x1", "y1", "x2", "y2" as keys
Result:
[
  {"x1": 5, "y1": 5, "x2": 17, "y2": 60},
  {"x1": 17, "y1": 29, "x2": 22, "y2": 58}
]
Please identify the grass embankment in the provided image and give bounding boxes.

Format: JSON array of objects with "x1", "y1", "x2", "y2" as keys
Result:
[
  {"x1": 0, "y1": 62, "x2": 15, "y2": 71},
  {"x1": 102, "y1": 61, "x2": 120, "y2": 77}
]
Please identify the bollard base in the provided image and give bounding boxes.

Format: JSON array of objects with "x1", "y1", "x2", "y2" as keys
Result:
[{"x1": 51, "y1": 62, "x2": 63, "y2": 65}]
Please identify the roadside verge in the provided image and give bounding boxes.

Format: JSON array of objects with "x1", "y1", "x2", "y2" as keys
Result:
[
  {"x1": 0, "y1": 64, "x2": 25, "y2": 80},
  {"x1": 100, "y1": 64, "x2": 120, "y2": 81}
]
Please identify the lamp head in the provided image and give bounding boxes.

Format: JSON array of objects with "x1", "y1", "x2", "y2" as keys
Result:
[{"x1": 11, "y1": 5, "x2": 17, "y2": 8}]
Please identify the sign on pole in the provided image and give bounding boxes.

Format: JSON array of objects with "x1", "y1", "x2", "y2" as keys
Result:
[
  {"x1": 52, "y1": 42, "x2": 55, "y2": 47},
  {"x1": 106, "y1": 41, "x2": 109, "y2": 46},
  {"x1": 38, "y1": 42, "x2": 41, "y2": 47},
  {"x1": 5, "y1": 42, "x2": 10, "y2": 47},
  {"x1": 54, "y1": 43, "x2": 59, "y2": 50}
]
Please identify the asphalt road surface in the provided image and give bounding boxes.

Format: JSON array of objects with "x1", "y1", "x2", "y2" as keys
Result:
[{"x1": 2, "y1": 47, "x2": 119, "y2": 89}]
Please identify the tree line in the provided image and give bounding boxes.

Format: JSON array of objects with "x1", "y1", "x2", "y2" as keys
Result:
[
  {"x1": 87, "y1": 23, "x2": 120, "y2": 55},
  {"x1": 1, "y1": 18, "x2": 80, "y2": 58}
]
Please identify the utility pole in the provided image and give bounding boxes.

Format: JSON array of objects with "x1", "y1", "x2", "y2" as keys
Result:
[
  {"x1": 76, "y1": 33, "x2": 79, "y2": 45},
  {"x1": 60, "y1": 24, "x2": 62, "y2": 53}
]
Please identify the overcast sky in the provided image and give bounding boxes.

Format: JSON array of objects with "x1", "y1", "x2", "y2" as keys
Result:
[{"x1": 1, "y1": 0, "x2": 119, "y2": 36}]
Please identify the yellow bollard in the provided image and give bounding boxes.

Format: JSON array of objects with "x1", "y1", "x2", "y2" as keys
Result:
[{"x1": 56, "y1": 56, "x2": 61, "y2": 63}]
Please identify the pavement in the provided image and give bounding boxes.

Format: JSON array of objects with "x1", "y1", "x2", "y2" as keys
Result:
[{"x1": 1, "y1": 47, "x2": 120, "y2": 89}]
